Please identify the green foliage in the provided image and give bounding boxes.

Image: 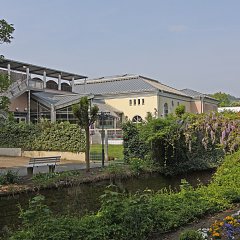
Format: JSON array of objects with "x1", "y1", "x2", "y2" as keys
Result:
[
  {"x1": 128, "y1": 158, "x2": 157, "y2": 174},
  {"x1": 104, "y1": 163, "x2": 126, "y2": 176},
  {"x1": 123, "y1": 112, "x2": 240, "y2": 175},
  {"x1": 179, "y1": 230, "x2": 204, "y2": 240},
  {"x1": 175, "y1": 104, "x2": 186, "y2": 117},
  {"x1": 0, "y1": 170, "x2": 19, "y2": 185},
  {"x1": 0, "y1": 19, "x2": 15, "y2": 111},
  {"x1": 32, "y1": 170, "x2": 82, "y2": 187},
  {"x1": 122, "y1": 121, "x2": 149, "y2": 162},
  {"x1": 209, "y1": 91, "x2": 240, "y2": 107},
  {"x1": 0, "y1": 67, "x2": 11, "y2": 111},
  {"x1": 72, "y1": 97, "x2": 99, "y2": 130},
  {"x1": 0, "y1": 121, "x2": 85, "y2": 152},
  {"x1": 0, "y1": 19, "x2": 15, "y2": 44},
  {"x1": 9, "y1": 150, "x2": 240, "y2": 239},
  {"x1": 72, "y1": 96, "x2": 99, "y2": 171}
]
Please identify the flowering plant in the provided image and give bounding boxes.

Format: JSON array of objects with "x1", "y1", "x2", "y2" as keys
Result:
[{"x1": 208, "y1": 211, "x2": 240, "y2": 239}]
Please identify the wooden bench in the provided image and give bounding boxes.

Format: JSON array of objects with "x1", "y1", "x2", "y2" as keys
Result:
[{"x1": 27, "y1": 156, "x2": 61, "y2": 175}]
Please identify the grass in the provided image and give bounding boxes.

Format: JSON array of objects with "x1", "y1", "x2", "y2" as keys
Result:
[{"x1": 90, "y1": 144, "x2": 123, "y2": 160}]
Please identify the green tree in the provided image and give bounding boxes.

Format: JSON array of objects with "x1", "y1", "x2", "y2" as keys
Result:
[
  {"x1": 0, "y1": 74, "x2": 11, "y2": 111},
  {"x1": 0, "y1": 19, "x2": 15, "y2": 44},
  {"x1": 175, "y1": 104, "x2": 185, "y2": 117},
  {"x1": 209, "y1": 92, "x2": 231, "y2": 107},
  {"x1": 230, "y1": 101, "x2": 240, "y2": 107},
  {"x1": 72, "y1": 97, "x2": 99, "y2": 171},
  {"x1": 0, "y1": 19, "x2": 15, "y2": 111}
]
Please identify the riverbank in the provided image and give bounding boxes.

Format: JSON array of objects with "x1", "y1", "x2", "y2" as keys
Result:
[
  {"x1": 0, "y1": 166, "x2": 135, "y2": 196},
  {"x1": 6, "y1": 150, "x2": 240, "y2": 240},
  {"x1": 151, "y1": 204, "x2": 240, "y2": 239}
]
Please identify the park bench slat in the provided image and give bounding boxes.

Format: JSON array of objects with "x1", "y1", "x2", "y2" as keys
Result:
[{"x1": 27, "y1": 156, "x2": 61, "y2": 175}]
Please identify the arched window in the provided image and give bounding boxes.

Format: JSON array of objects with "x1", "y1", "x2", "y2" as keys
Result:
[
  {"x1": 30, "y1": 77, "x2": 44, "y2": 89},
  {"x1": 163, "y1": 103, "x2": 168, "y2": 117},
  {"x1": 61, "y1": 82, "x2": 72, "y2": 92},
  {"x1": 132, "y1": 115, "x2": 142, "y2": 123},
  {"x1": 46, "y1": 80, "x2": 58, "y2": 90}
]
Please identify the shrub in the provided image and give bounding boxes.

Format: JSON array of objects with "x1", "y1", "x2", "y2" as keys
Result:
[
  {"x1": 180, "y1": 229, "x2": 204, "y2": 240},
  {"x1": 175, "y1": 104, "x2": 186, "y2": 117},
  {"x1": 123, "y1": 112, "x2": 240, "y2": 175},
  {"x1": 0, "y1": 170, "x2": 19, "y2": 185},
  {"x1": 0, "y1": 121, "x2": 85, "y2": 152}
]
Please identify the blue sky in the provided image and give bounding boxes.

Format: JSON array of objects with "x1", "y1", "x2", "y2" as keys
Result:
[{"x1": 1, "y1": 0, "x2": 240, "y2": 96}]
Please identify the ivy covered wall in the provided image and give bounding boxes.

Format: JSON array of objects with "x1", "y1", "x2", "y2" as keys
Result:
[{"x1": 0, "y1": 121, "x2": 85, "y2": 153}]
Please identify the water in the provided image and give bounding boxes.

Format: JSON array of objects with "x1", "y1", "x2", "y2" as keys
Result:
[{"x1": 0, "y1": 170, "x2": 214, "y2": 233}]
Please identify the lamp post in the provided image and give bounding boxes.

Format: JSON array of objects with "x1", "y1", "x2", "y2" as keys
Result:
[{"x1": 98, "y1": 111, "x2": 110, "y2": 167}]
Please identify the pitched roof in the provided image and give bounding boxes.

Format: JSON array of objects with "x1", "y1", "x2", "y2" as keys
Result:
[
  {"x1": 32, "y1": 92, "x2": 88, "y2": 109},
  {"x1": 74, "y1": 74, "x2": 189, "y2": 97},
  {"x1": 180, "y1": 88, "x2": 218, "y2": 101},
  {"x1": 31, "y1": 92, "x2": 121, "y2": 116}
]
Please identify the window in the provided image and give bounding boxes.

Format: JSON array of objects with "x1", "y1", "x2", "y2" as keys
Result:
[
  {"x1": 129, "y1": 99, "x2": 132, "y2": 106},
  {"x1": 138, "y1": 99, "x2": 141, "y2": 105},
  {"x1": 132, "y1": 115, "x2": 143, "y2": 123},
  {"x1": 142, "y1": 99, "x2": 145, "y2": 105},
  {"x1": 172, "y1": 100, "x2": 174, "y2": 107},
  {"x1": 163, "y1": 103, "x2": 168, "y2": 117},
  {"x1": 177, "y1": 102, "x2": 180, "y2": 106},
  {"x1": 134, "y1": 99, "x2": 136, "y2": 106}
]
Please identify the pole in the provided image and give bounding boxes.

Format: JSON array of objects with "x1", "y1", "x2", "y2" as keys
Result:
[
  {"x1": 101, "y1": 112, "x2": 105, "y2": 167},
  {"x1": 28, "y1": 90, "x2": 31, "y2": 124}
]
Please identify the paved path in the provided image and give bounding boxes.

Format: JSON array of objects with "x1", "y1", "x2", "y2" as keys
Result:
[{"x1": 0, "y1": 156, "x2": 104, "y2": 176}]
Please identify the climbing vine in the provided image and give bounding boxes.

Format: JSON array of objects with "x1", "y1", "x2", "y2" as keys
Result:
[{"x1": 123, "y1": 112, "x2": 240, "y2": 174}]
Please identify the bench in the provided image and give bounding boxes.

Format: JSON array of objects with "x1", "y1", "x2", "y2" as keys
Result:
[{"x1": 27, "y1": 156, "x2": 61, "y2": 175}]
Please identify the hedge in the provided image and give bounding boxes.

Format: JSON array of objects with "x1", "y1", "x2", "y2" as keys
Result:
[{"x1": 0, "y1": 121, "x2": 85, "y2": 152}]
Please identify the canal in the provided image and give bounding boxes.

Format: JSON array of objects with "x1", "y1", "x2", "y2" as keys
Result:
[{"x1": 0, "y1": 170, "x2": 214, "y2": 234}]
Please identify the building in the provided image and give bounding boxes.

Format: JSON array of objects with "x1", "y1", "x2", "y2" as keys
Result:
[
  {"x1": 0, "y1": 59, "x2": 218, "y2": 126},
  {"x1": 218, "y1": 107, "x2": 240, "y2": 113},
  {"x1": 74, "y1": 75, "x2": 219, "y2": 122}
]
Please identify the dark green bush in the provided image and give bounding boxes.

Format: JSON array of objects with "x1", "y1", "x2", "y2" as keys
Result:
[
  {"x1": 0, "y1": 121, "x2": 85, "y2": 152},
  {"x1": 0, "y1": 170, "x2": 19, "y2": 185}
]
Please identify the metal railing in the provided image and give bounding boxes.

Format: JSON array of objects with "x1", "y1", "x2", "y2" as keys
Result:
[
  {"x1": 5, "y1": 77, "x2": 44, "y2": 99},
  {"x1": 90, "y1": 128, "x2": 123, "y2": 140}
]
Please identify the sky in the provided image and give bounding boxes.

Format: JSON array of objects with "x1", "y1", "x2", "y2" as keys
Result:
[{"x1": 1, "y1": 0, "x2": 240, "y2": 96}]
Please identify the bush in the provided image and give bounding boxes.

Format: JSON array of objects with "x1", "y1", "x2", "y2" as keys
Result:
[
  {"x1": 122, "y1": 112, "x2": 240, "y2": 175},
  {"x1": 0, "y1": 121, "x2": 85, "y2": 152},
  {"x1": 0, "y1": 170, "x2": 19, "y2": 185},
  {"x1": 180, "y1": 229, "x2": 204, "y2": 240},
  {"x1": 175, "y1": 104, "x2": 186, "y2": 117}
]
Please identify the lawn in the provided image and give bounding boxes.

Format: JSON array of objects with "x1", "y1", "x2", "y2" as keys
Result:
[{"x1": 90, "y1": 144, "x2": 124, "y2": 160}]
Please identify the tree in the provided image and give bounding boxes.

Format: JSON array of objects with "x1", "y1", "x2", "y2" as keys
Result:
[
  {"x1": 0, "y1": 19, "x2": 15, "y2": 111},
  {"x1": 0, "y1": 73, "x2": 11, "y2": 111},
  {"x1": 175, "y1": 104, "x2": 185, "y2": 118},
  {"x1": 72, "y1": 97, "x2": 99, "y2": 171},
  {"x1": 0, "y1": 19, "x2": 15, "y2": 44},
  {"x1": 209, "y1": 92, "x2": 231, "y2": 107}
]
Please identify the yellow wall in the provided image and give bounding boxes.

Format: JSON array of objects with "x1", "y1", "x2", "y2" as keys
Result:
[
  {"x1": 105, "y1": 95, "x2": 158, "y2": 121},
  {"x1": 158, "y1": 95, "x2": 191, "y2": 117},
  {"x1": 105, "y1": 93, "x2": 192, "y2": 121}
]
